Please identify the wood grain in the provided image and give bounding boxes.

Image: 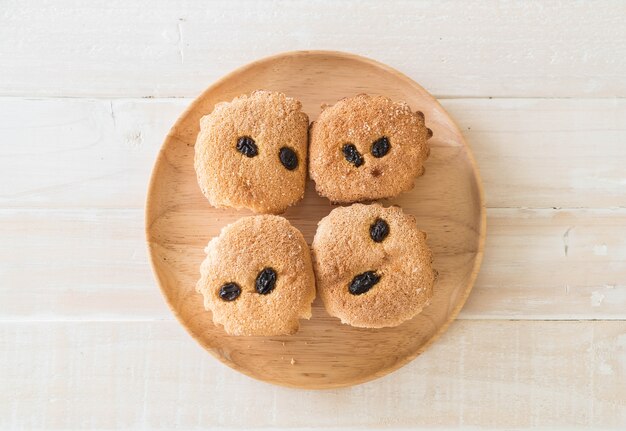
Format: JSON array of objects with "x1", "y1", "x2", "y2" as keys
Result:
[
  {"x1": 145, "y1": 51, "x2": 485, "y2": 388},
  {"x1": 2, "y1": 97, "x2": 625, "y2": 321},
  {"x1": 464, "y1": 98, "x2": 626, "y2": 208},
  {"x1": 2, "y1": 320, "x2": 624, "y2": 429},
  {"x1": 466, "y1": 208, "x2": 626, "y2": 320},
  {"x1": 3, "y1": 208, "x2": 625, "y2": 321},
  {"x1": 0, "y1": 98, "x2": 181, "y2": 209},
  {"x1": 0, "y1": 209, "x2": 168, "y2": 320},
  {"x1": 3, "y1": 97, "x2": 626, "y2": 209},
  {"x1": 1, "y1": 1, "x2": 626, "y2": 98}
]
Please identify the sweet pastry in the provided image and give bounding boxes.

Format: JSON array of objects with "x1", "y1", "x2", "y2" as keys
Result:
[
  {"x1": 195, "y1": 90, "x2": 309, "y2": 214},
  {"x1": 312, "y1": 203, "x2": 435, "y2": 328},
  {"x1": 309, "y1": 93, "x2": 431, "y2": 203},
  {"x1": 197, "y1": 215, "x2": 316, "y2": 336}
]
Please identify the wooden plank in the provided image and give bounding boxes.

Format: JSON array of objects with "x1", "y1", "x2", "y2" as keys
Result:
[
  {"x1": 1, "y1": 97, "x2": 626, "y2": 209},
  {"x1": 1, "y1": 208, "x2": 625, "y2": 321},
  {"x1": 463, "y1": 208, "x2": 626, "y2": 319},
  {"x1": 0, "y1": 98, "x2": 186, "y2": 209},
  {"x1": 452, "y1": 98, "x2": 626, "y2": 208},
  {"x1": 1, "y1": 1, "x2": 626, "y2": 98},
  {"x1": 0, "y1": 209, "x2": 167, "y2": 320},
  {"x1": 1, "y1": 320, "x2": 624, "y2": 429}
]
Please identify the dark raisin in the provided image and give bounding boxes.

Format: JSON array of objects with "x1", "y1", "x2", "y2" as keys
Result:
[
  {"x1": 348, "y1": 271, "x2": 381, "y2": 295},
  {"x1": 279, "y1": 147, "x2": 298, "y2": 170},
  {"x1": 369, "y1": 218, "x2": 390, "y2": 242},
  {"x1": 371, "y1": 136, "x2": 390, "y2": 158},
  {"x1": 236, "y1": 136, "x2": 258, "y2": 157},
  {"x1": 255, "y1": 267, "x2": 277, "y2": 295},
  {"x1": 342, "y1": 143, "x2": 364, "y2": 167},
  {"x1": 219, "y1": 282, "x2": 241, "y2": 301}
]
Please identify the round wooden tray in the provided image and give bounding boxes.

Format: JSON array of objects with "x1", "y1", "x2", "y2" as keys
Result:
[{"x1": 145, "y1": 51, "x2": 485, "y2": 389}]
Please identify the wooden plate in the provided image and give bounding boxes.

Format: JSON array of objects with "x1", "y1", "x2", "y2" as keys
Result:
[{"x1": 145, "y1": 51, "x2": 485, "y2": 389}]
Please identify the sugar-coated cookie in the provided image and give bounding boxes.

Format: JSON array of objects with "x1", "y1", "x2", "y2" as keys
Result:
[
  {"x1": 195, "y1": 90, "x2": 309, "y2": 214},
  {"x1": 197, "y1": 215, "x2": 316, "y2": 336},
  {"x1": 309, "y1": 94, "x2": 431, "y2": 203},
  {"x1": 312, "y1": 203, "x2": 435, "y2": 328}
]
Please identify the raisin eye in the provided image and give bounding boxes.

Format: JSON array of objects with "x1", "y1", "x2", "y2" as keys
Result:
[
  {"x1": 342, "y1": 143, "x2": 364, "y2": 167},
  {"x1": 369, "y1": 218, "x2": 390, "y2": 242},
  {"x1": 279, "y1": 147, "x2": 298, "y2": 170},
  {"x1": 255, "y1": 267, "x2": 277, "y2": 295},
  {"x1": 219, "y1": 282, "x2": 241, "y2": 301},
  {"x1": 349, "y1": 271, "x2": 381, "y2": 295},
  {"x1": 371, "y1": 136, "x2": 390, "y2": 158},
  {"x1": 236, "y1": 136, "x2": 258, "y2": 157}
]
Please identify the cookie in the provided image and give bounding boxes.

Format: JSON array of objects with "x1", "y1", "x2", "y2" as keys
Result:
[
  {"x1": 197, "y1": 215, "x2": 316, "y2": 336},
  {"x1": 309, "y1": 94, "x2": 431, "y2": 203},
  {"x1": 312, "y1": 203, "x2": 435, "y2": 328},
  {"x1": 194, "y1": 90, "x2": 309, "y2": 214}
]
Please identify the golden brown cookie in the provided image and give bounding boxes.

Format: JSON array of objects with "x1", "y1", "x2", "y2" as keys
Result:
[
  {"x1": 312, "y1": 203, "x2": 435, "y2": 328},
  {"x1": 194, "y1": 90, "x2": 309, "y2": 214},
  {"x1": 309, "y1": 94, "x2": 431, "y2": 203},
  {"x1": 197, "y1": 215, "x2": 316, "y2": 336}
]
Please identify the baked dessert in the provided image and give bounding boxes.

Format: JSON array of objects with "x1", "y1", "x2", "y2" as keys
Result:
[
  {"x1": 312, "y1": 203, "x2": 436, "y2": 328},
  {"x1": 309, "y1": 93, "x2": 431, "y2": 203},
  {"x1": 197, "y1": 215, "x2": 316, "y2": 336},
  {"x1": 194, "y1": 90, "x2": 309, "y2": 214}
]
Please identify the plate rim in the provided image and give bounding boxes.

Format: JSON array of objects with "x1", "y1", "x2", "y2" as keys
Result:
[{"x1": 145, "y1": 49, "x2": 487, "y2": 389}]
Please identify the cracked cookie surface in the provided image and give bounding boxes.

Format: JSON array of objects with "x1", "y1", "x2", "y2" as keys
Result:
[
  {"x1": 195, "y1": 90, "x2": 309, "y2": 214},
  {"x1": 309, "y1": 93, "x2": 431, "y2": 203},
  {"x1": 312, "y1": 203, "x2": 436, "y2": 328},
  {"x1": 197, "y1": 215, "x2": 316, "y2": 336}
]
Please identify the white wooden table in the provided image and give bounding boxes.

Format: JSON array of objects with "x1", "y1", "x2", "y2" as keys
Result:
[{"x1": 2, "y1": 1, "x2": 625, "y2": 429}]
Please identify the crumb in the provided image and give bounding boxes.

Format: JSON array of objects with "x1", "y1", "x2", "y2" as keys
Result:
[{"x1": 290, "y1": 358, "x2": 296, "y2": 365}]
